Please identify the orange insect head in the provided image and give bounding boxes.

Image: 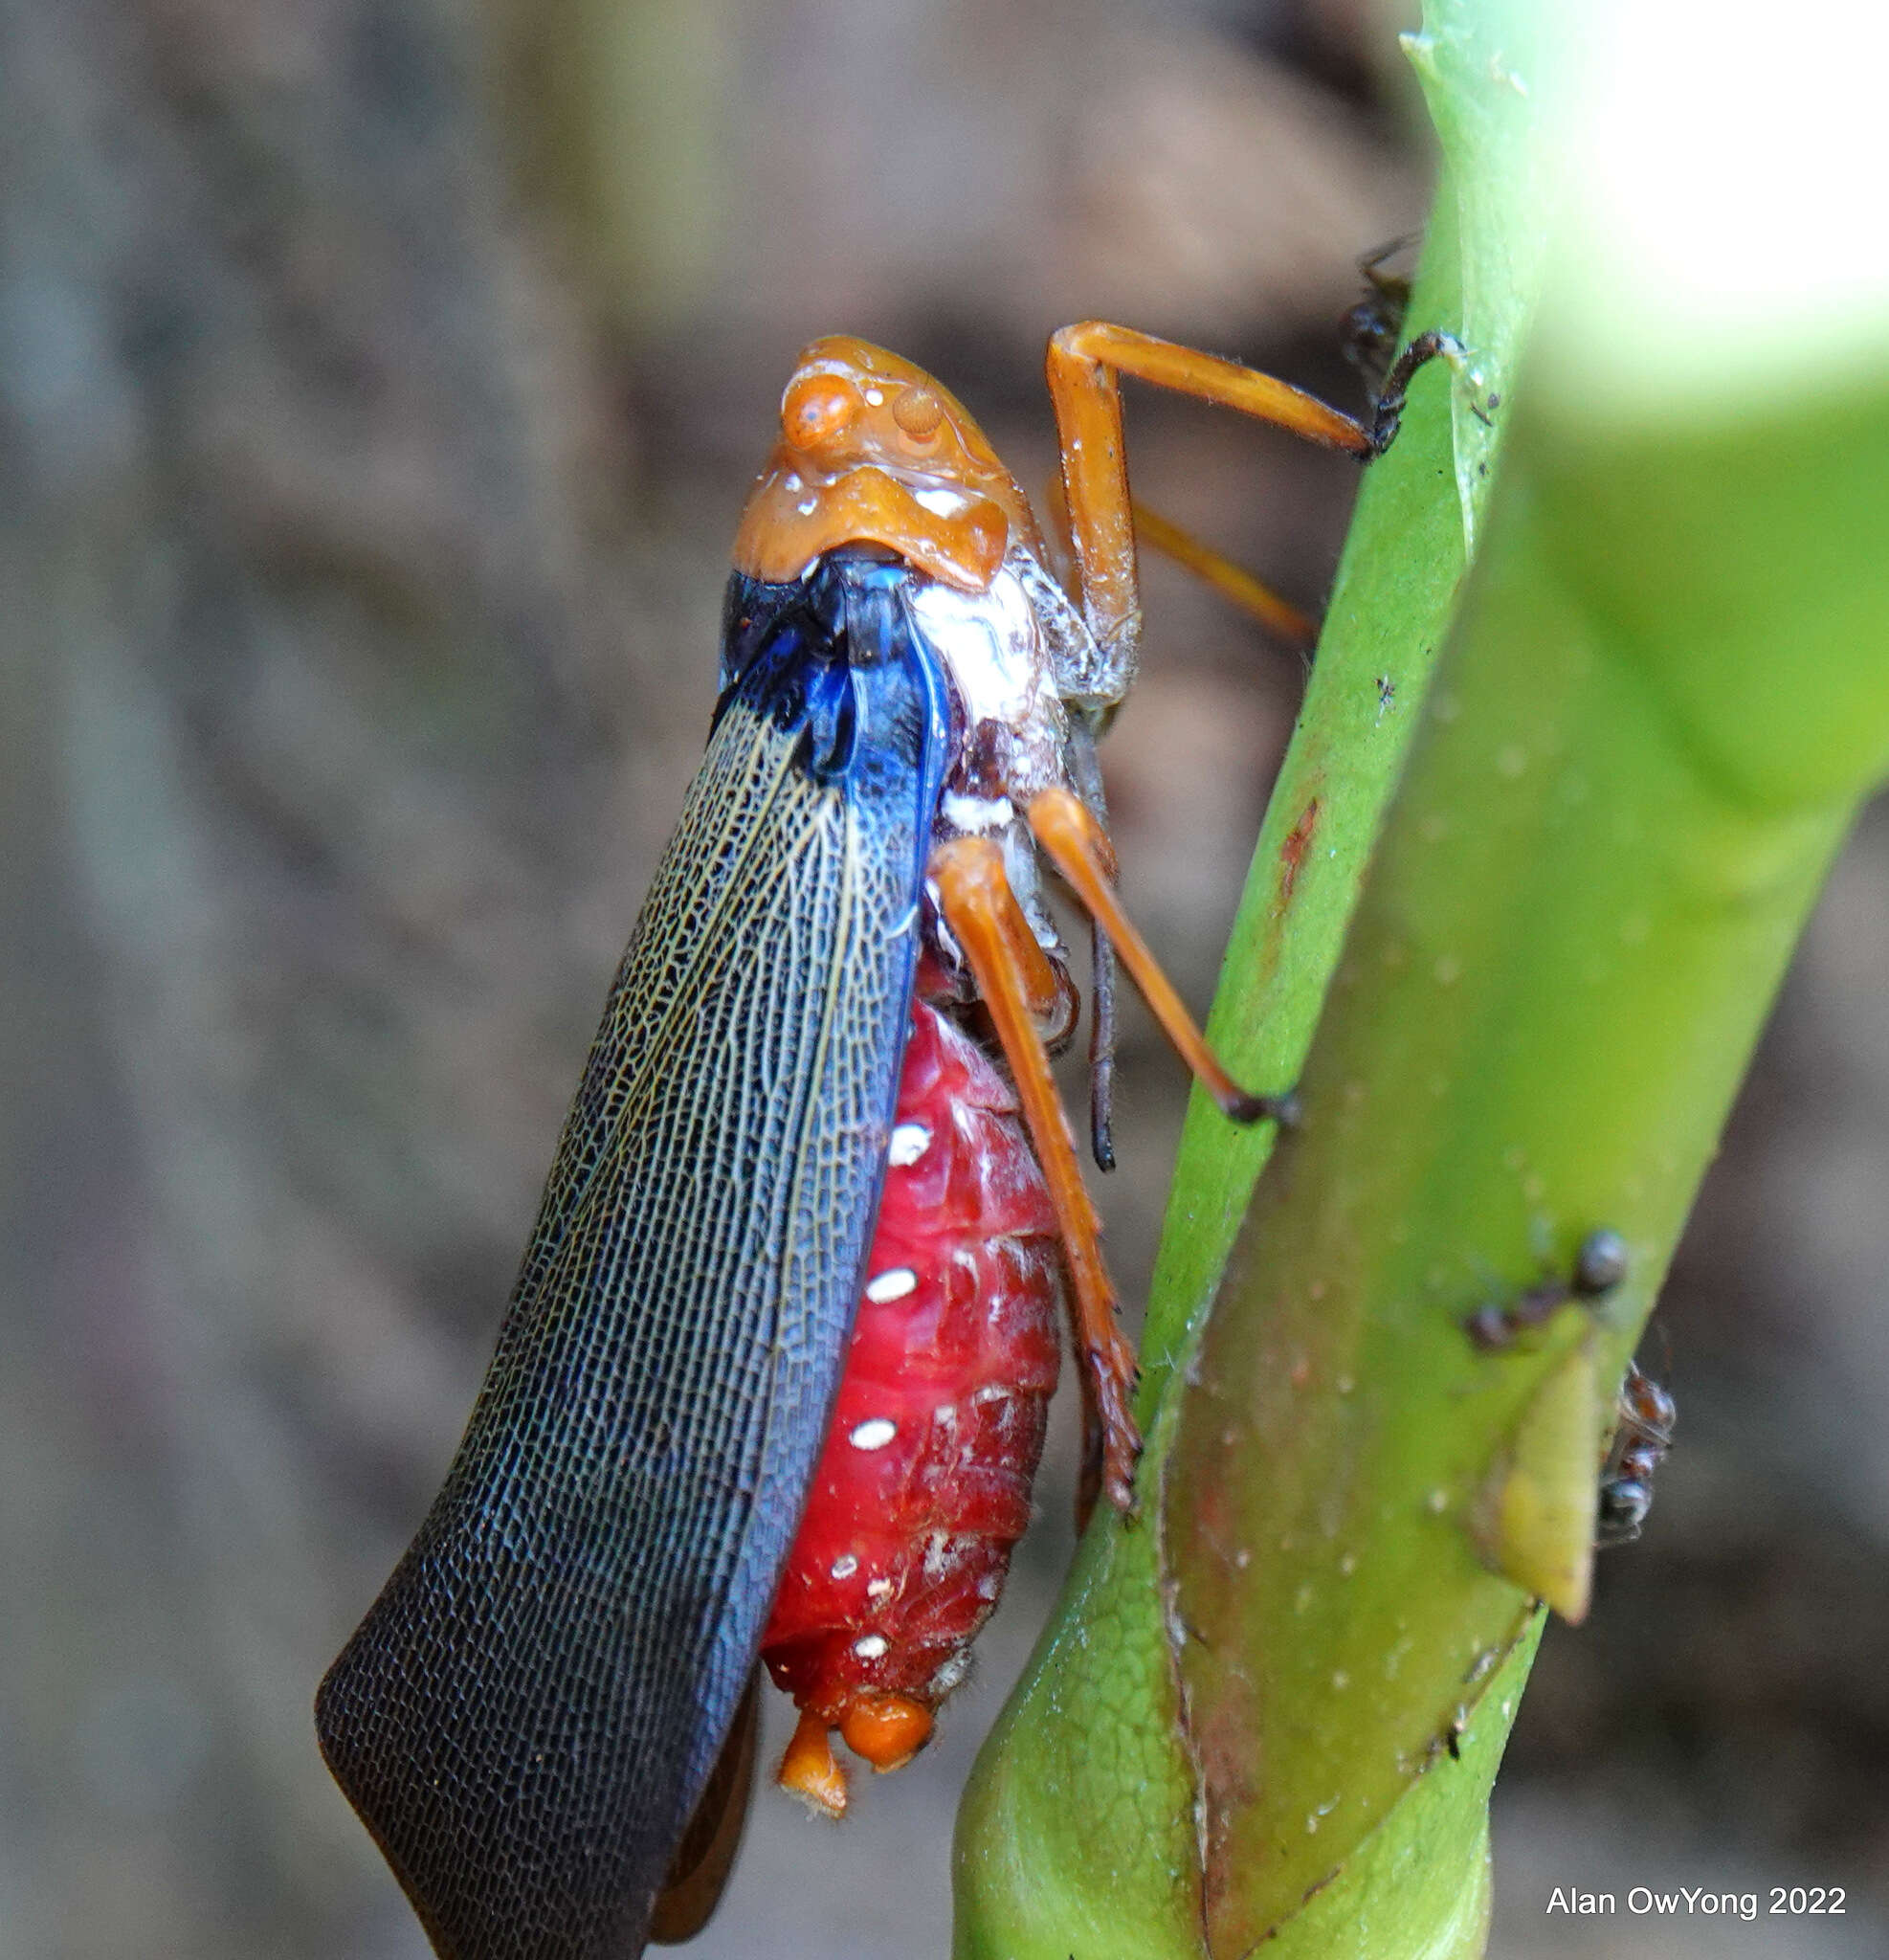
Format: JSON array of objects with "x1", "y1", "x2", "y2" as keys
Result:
[{"x1": 734, "y1": 336, "x2": 1044, "y2": 592}]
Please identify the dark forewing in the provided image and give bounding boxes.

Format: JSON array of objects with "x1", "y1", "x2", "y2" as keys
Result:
[{"x1": 316, "y1": 571, "x2": 946, "y2": 1960}]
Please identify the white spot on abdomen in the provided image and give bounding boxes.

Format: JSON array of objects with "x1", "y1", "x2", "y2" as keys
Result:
[
  {"x1": 830, "y1": 1553, "x2": 859, "y2": 1580},
  {"x1": 865, "y1": 1268, "x2": 916, "y2": 1304},
  {"x1": 888, "y1": 1123, "x2": 931, "y2": 1166},
  {"x1": 854, "y1": 1635, "x2": 889, "y2": 1659},
  {"x1": 849, "y1": 1418, "x2": 898, "y2": 1451}
]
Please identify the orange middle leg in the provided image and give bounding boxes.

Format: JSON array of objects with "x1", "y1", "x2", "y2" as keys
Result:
[
  {"x1": 1128, "y1": 501, "x2": 1318, "y2": 653},
  {"x1": 929, "y1": 836, "x2": 1140, "y2": 1518},
  {"x1": 1042, "y1": 466, "x2": 1317, "y2": 656},
  {"x1": 1026, "y1": 788, "x2": 1299, "y2": 1129}
]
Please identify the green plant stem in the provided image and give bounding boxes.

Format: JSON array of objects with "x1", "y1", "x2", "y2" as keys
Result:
[
  {"x1": 1166, "y1": 397, "x2": 1889, "y2": 1949},
  {"x1": 957, "y1": 2, "x2": 1889, "y2": 1954},
  {"x1": 953, "y1": 7, "x2": 1546, "y2": 1955},
  {"x1": 1158, "y1": 0, "x2": 1889, "y2": 1915}
]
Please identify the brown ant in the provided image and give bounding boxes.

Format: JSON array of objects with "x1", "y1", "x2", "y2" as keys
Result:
[
  {"x1": 1462, "y1": 1228, "x2": 1629, "y2": 1351},
  {"x1": 1457, "y1": 1231, "x2": 1676, "y2": 1545},
  {"x1": 1595, "y1": 1362, "x2": 1676, "y2": 1547},
  {"x1": 1343, "y1": 236, "x2": 1418, "y2": 390}
]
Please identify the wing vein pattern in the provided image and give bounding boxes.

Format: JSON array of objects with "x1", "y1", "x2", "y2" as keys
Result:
[{"x1": 316, "y1": 605, "x2": 944, "y2": 1960}]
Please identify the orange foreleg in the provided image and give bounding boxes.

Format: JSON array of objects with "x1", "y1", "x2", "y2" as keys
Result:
[
  {"x1": 1046, "y1": 321, "x2": 1374, "y2": 674},
  {"x1": 1043, "y1": 318, "x2": 1471, "y2": 694}
]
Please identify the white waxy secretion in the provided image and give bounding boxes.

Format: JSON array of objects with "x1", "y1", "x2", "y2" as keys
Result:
[
  {"x1": 849, "y1": 1417, "x2": 899, "y2": 1452},
  {"x1": 854, "y1": 1635, "x2": 889, "y2": 1659},
  {"x1": 830, "y1": 1553, "x2": 859, "y2": 1580},
  {"x1": 907, "y1": 566, "x2": 1056, "y2": 739},
  {"x1": 939, "y1": 789, "x2": 1014, "y2": 835},
  {"x1": 912, "y1": 485, "x2": 969, "y2": 518},
  {"x1": 864, "y1": 1268, "x2": 917, "y2": 1304},
  {"x1": 888, "y1": 1123, "x2": 932, "y2": 1167}
]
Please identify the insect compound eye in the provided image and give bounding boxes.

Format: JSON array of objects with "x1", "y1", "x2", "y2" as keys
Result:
[
  {"x1": 892, "y1": 385, "x2": 945, "y2": 443},
  {"x1": 782, "y1": 372, "x2": 861, "y2": 453}
]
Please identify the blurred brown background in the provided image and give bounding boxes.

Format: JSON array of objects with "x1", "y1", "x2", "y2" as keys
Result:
[{"x1": 2, "y1": 2, "x2": 1883, "y2": 1955}]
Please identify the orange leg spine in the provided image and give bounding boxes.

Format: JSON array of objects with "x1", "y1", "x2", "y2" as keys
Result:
[{"x1": 929, "y1": 837, "x2": 1141, "y2": 1518}]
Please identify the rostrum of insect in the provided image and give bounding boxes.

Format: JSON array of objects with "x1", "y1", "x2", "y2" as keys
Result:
[{"x1": 315, "y1": 319, "x2": 1464, "y2": 1960}]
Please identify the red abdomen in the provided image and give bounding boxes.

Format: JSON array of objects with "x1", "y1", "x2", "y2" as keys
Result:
[{"x1": 760, "y1": 995, "x2": 1060, "y2": 1765}]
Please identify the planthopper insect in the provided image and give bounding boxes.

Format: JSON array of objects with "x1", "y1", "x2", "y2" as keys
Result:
[{"x1": 316, "y1": 318, "x2": 1466, "y2": 1959}]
